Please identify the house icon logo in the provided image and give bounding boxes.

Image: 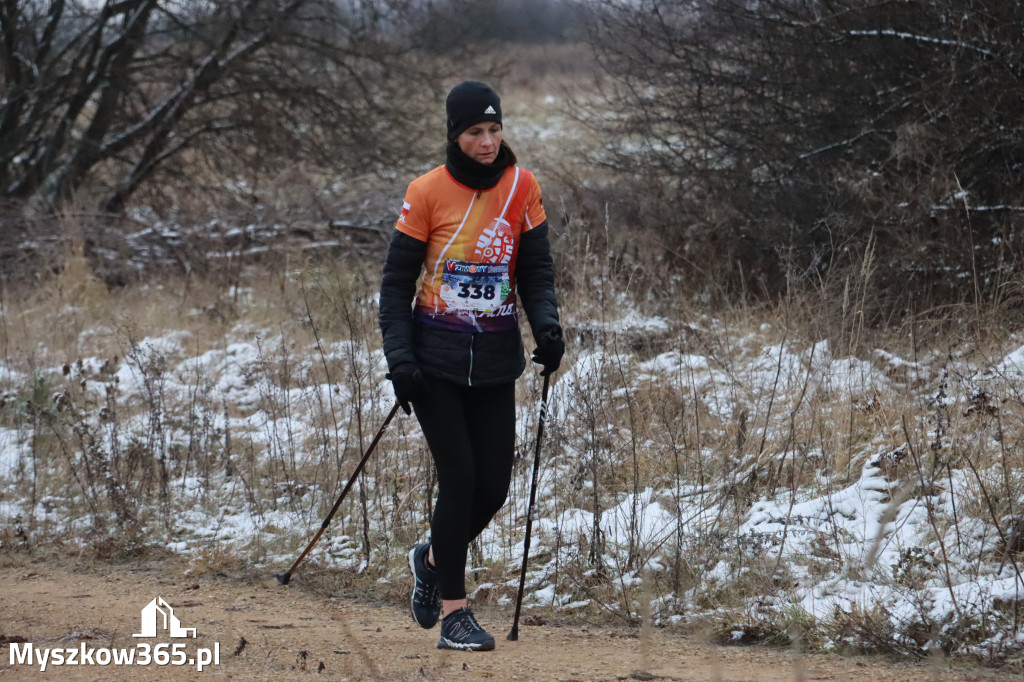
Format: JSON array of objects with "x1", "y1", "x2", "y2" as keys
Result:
[{"x1": 133, "y1": 597, "x2": 197, "y2": 638}]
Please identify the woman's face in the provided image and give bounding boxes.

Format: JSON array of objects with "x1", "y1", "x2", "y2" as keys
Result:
[{"x1": 456, "y1": 122, "x2": 503, "y2": 164}]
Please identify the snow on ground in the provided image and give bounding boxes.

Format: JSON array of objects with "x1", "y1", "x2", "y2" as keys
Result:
[{"x1": 2, "y1": 315, "x2": 1024, "y2": 663}]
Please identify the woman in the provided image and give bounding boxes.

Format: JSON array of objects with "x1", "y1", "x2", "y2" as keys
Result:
[{"x1": 378, "y1": 80, "x2": 563, "y2": 651}]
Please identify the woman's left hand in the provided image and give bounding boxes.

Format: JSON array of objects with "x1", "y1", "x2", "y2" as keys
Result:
[{"x1": 531, "y1": 326, "x2": 564, "y2": 376}]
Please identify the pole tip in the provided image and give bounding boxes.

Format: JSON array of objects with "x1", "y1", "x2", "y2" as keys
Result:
[
  {"x1": 275, "y1": 572, "x2": 291, "y2": 585},
  {"x1": 506, "y1": 627, "x2": 519, "y2": 641}
]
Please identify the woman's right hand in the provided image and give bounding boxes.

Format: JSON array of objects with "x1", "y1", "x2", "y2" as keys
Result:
[{"x1": 386, "y1": 364, "x2": 428, "y2": 415}]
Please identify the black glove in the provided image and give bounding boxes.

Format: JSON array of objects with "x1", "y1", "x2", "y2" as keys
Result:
[
  {"x1": 531, "y1": 326, "x2": 564, "y2": 377},
  {"x1": 386, "y1": 363, "x2": 428, "y2": 415}
]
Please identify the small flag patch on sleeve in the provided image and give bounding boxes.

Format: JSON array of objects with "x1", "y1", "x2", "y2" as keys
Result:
[{"x1": 399, "y1": 201, "x2": 411, "y2": 223}]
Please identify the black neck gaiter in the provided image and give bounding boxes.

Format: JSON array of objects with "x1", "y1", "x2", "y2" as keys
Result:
[{"x1": 445, "y1": 141, "x2": 517, "y2": 190}]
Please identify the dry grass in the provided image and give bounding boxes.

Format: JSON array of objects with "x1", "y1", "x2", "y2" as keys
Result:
[{"x1": 3, "y1": 217, "x2": 1024, "y2": 670}]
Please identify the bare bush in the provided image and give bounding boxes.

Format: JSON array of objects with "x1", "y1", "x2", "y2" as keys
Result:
[{"x1": 577, "y1": 0, "x2": 1024, "y2": 317}]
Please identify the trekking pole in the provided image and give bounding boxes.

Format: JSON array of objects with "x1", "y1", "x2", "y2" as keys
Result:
[
  {"x1": 508, "y1": 373, "x2": 551, "y2": 640},
  {"x1": 275, "y1": 402, "x2": 401, "y2": 585}
]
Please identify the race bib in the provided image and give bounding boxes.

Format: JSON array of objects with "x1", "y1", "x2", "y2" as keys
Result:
[{"x1": 440, "y1": 260, "x2": 511, "y2": 313}]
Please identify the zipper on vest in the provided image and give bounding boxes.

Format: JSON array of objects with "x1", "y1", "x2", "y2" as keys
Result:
[{"x1": 467, "y1": 334, "x2": 475, "y2": 386}]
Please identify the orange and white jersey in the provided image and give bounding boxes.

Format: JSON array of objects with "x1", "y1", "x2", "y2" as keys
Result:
[{"x1": 395, "y1": 164, "x2": 546, "y2": 333}]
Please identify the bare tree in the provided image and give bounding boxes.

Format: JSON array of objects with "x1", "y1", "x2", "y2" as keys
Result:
[
  {"x1": 581, "y1": 0, "x2": 1024, "y2": 313},
  {"x1": 413, "y1": 0, "x2": 585, "y2": 46},
  {"x1": 0, "y1": 0, "x2": 449, "y2": 215}
]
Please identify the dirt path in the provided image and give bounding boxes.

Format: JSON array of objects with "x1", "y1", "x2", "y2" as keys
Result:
[{"x1": 0, "y1": 557, "x2": 999, "y2": 681}]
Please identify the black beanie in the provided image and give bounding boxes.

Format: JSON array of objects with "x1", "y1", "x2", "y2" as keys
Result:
[{"x1": 446, "y1": 81, "x2": 502, "y2": 140}]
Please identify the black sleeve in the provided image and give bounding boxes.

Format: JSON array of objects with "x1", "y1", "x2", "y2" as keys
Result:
[
  {"x1": 379, "y1": 230, "x2": 428, "y2": 371},
  {"x1": 516, "y1": 220, "x2": 561, "y2": 339}
]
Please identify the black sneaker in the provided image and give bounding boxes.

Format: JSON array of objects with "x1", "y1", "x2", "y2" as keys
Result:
[
  {"x1": 437, "y1": 607, "x2": 495, "y2": 651},
  {"x1": 408, "y1": 544, "x2": 441, "y2": 629}
]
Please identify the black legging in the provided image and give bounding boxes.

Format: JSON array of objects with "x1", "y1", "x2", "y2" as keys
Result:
[{"x1": 413, "y1": 377, "x2": 515, "y2": 600}]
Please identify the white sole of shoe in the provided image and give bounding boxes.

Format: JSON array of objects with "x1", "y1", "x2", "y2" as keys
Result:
[{"x1": 437, "y1": 637, "x2": 495, "y2": 651}]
